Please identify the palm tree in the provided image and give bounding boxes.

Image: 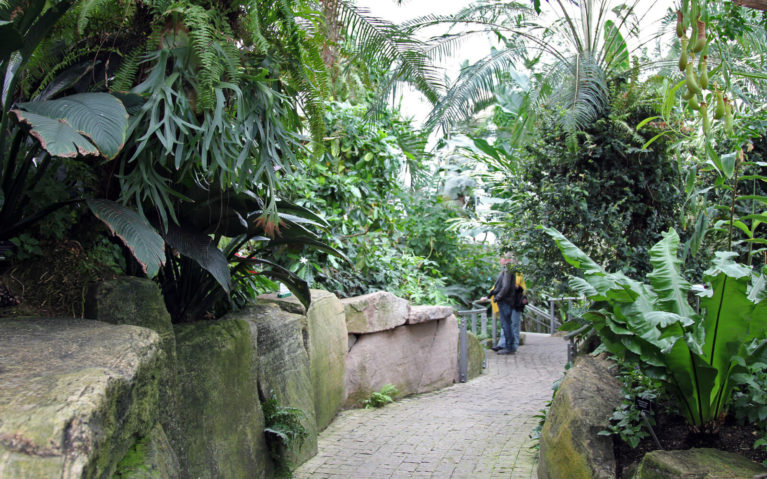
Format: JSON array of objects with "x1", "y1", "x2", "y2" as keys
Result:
[{"x1": 407, "y1": 0, "x2": 672, "y2": 143}]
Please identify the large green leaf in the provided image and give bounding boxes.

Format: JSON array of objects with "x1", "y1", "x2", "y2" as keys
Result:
[
  {"x1": 164, "y1": 224, "x2": 231, "y2": 294},
  {"x1": 12, "y1": 93, "x2": 128, "y2": 159},
  {"x1": 647, "y1": 229, "x2": 695, "y2": 317},
  {"x1": 0, "y1": 20, "x2": 23, "y2": 61},
  {"x1": 700, "y1": 253, "x2": 759, "y2": 416},
  {"x1": 87, "y1": 199, "x2": 165, "y2": 277},
  {"x1": 540, "y1": 226, "x2": 604, "y2": 275},
  {"x1": 243, "y1": 258, "x2": 311, "y2": 308},
  {"x1": 602, "y1": 20, "x2": 629, "y2": 72}
]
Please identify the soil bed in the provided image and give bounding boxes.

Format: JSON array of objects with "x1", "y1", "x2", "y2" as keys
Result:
[{"x1": 615, "y1": 411, "x2": 767, "y2": 478}]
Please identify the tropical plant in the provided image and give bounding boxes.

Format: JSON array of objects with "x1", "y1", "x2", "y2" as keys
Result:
[
  {"x1": 731, "y1": 360, "x2": 767, "y2": 458},
  {"x1": 262, "y1": 394, "x2": 308, "y2": 478},
  {"x1": 543, "y1": 226, "x2": 767, "y2": 432},
  {"x1": 364, "y1": 384, "x2": 399, "y2": 409},
  {"x1": 1, "y1": 0, "x2": 130, "y2": 243},
  {"x1": 599, "y1": 360, "x2": 666, "y2": 448},
  {"x1": 473, "y1": 79, "x2": 686, "y2": 295},
  {"x1": 408, "y1": 0, "x2": 667, "y2": 142},
  {"x1": 155, "y1": 186, "x2": 344, "y2": 322}
]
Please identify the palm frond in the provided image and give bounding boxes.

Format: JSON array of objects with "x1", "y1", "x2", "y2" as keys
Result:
[
  {"x1": 330, "y1": 1, "x2": 444, "y2": 104},
  {"x1": 426, "y1": 47, "x2": 522, "y2": 133},
  {"x1": 549, "y1": 53, "x2": 609, "y2": 137}
]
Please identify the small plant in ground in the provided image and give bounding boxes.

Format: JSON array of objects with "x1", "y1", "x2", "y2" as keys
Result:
[
  {"x1": 364, "y1": 384, "x2": 399, "y2": 409},
  {"x1": 262, "y1": 395, "x2": 308, "y2": 478},
  {"x1": 731, "y1": 361, "x2": 767, "y2": 464},
  {"x1": 599, "y1": 361, "x2": 665, "y2": 448}
]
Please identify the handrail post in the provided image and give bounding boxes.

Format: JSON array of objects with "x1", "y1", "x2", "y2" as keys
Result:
[
  {"x1": 459, "y1": 315, "x2": 468, "y2": 383},
  {"x1": 549, "y1": 299, "x2": 555, "y2": 334}
]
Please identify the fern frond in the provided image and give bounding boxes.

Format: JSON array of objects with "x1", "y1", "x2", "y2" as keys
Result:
[
  {"x1": 111, "y1": 46, "x2": 144, "y2": 92},
  {"x1": 76, "y1": 0, "x2": 112, "y2": 34}
]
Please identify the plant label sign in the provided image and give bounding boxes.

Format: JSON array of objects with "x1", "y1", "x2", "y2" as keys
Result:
[{"x1": 635, "y1": 397, "x2": 653, "y2": 413}]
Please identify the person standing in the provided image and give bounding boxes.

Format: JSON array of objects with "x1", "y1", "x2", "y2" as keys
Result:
[{"x1": 481, "y1": 253, "x2": 526, "y2": 355}]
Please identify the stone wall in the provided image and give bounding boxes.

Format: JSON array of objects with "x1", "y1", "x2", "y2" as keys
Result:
[
  {"x1": 343, "y1": 296, "x2": 460, "y2": 407},
  {"x1": 0, "y1": 280, "x2": 473, "y2": 478}
]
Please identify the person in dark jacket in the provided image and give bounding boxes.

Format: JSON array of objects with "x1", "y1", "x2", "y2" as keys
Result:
[{"x1": 481, "y1": 252, "x2": 527, "y2": 354}]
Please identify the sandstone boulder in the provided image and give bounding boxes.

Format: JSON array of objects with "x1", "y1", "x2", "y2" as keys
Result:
[
  {"x1": 408, "y1": 305, "x2": 454, "y2": 324},
  {"x1": 634, "y1": 448, "x2": 767, "y2": 478},
  {"x1": 466, "y1": 331, "x2": 484, "y2": 380},
  {"x1": 258, "y1": 290, "x2": 347, "y2": 431},
  {"x1": 345, "y1": 315, "x2": 459, "y2": 407},
  {"x1": 173, "y1": 319, "x2": 270, "y2": 479},
  {"x1": 86, "y1": 277, "x2": 178, "y2": 434},
  {"x1": 0, "y1": 318, "x2": 162, "y2": 478},
  {"x1": 341, "y1": 291, "x2": 409, "y2": 334},
  {"x1": 113, "y1": 424, "x2": 180, "y2": 479},
  {"x1": 538, "y1": 354, "x2": 620, "y2": 479},
  {"x1": 244, "y1": 304, "x2": 318, "y2": 465}
]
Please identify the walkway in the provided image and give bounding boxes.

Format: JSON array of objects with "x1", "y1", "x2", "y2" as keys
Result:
[{"x1": 294, "y1": 332, "x2": 567, "y2": 479}]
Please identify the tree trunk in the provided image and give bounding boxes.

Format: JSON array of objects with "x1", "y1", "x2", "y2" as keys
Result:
[{"x1": 733, "y1": 0, "x2": 767, "y2": 11}]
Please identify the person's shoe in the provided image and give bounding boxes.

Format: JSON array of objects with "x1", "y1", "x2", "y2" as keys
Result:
[
  {"x1": 491, "y1": 346, "x2": 502, "y2": 351},
  {"x1": 496, "y1": 349, "x2": 515, "y2": 355}
]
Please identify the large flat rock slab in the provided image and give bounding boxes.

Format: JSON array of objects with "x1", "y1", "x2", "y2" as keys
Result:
[
  {"x1": 634, "y1": 448, "x2": 767, "y2": 478},
  {"x1": 341, "y1": 292, "x2": 409, "y2": 334},
  {"x1": 408, "y1": 305, "x2": 454, "y2": 324},
  {"x1": 259, "y1": 290, "x2": 347, "y2": 430},
  {"x1": 0, "y1": 318, "x2": 162, "y2": 478},
  {"x1": 344, "y1": 316, "x2": 459, "y2": 407}
]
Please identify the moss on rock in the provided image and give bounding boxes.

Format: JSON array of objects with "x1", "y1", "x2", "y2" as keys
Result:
[
  {"x1": 114, "y1": 424, "x2": 179, "y2": 479},
  {"x1": 237, "y1": 303, "x2": 319, "y2": 467},
  {"x1": 172, "y1": 319, "x2": 270, "y2": 479},
  {"x1": 85, "y1": 277, "x2": 178, "y2": 437},
  {"x1": 537, "y1": 355, "x2": 620, "y2": 479},
  {"x1": 0, "y1": 317, "x2": 162, "y2": 478},
  {"x1": 466, "y1": 331, "x2": 484, "y2": 380},
  {"x1": 259, "y1": 290, "x2": 347, "y2": 432},
  {"x1": 634, "y1": 448, "x2": 767, "y2": 478}
]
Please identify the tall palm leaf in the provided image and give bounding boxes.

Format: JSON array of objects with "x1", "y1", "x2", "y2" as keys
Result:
[{"x1": 408, "y1": 0, "x2": 669, "y2": 139}]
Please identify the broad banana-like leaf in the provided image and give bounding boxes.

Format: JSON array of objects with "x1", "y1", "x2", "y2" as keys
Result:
[
  {"x1": 275, "y1": 200, "x2": 330, "y2": 228},
  {"x1": 34, "y1": 62, "x2": 94, "y2": 101},
  {"x1": 12, "y1": 93, "x2": 128, "y2": 159},
  {"x1": 647, "y1": 229, "x2": 695, "y2": 317},
  {"x1": 699, "y1": 252, "x2": 761, "y2": 417},
  {"x1": 268, "y1": 236, "x2": 351, "y2": 265},
  {"x1": 164, "y1": 224, "x2": 231, "y2": 294},
  {"x1": 87, "y1": 199, "x2": 165, "y2": 277},
  {"x1": 539, "y1": 226, "x2": 604, "y2": 275},
  {"x1": 0, "y1": 20, "x2": 23, "y2": 61},
  {"x1": 602, "y1": 20, "x2": 629, "y2": 72}
]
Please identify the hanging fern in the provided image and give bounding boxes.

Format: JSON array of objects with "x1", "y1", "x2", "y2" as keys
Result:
[{"x1": 110, "y1": 46, "x2": 143, "y2": 92}]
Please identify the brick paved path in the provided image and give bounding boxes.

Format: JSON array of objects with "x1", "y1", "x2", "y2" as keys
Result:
[{"x1": 294, "y1": 333, "x2": 567, "y2": 479}]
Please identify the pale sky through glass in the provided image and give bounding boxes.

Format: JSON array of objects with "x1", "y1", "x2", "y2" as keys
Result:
[{"x1": 354, "y1": 0, "x2": 677, "y2": 126}]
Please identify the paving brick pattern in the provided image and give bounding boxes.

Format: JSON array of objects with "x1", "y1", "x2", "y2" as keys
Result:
[{"x1": 294, "y1": 333, "x2": 568, "y2": 479}]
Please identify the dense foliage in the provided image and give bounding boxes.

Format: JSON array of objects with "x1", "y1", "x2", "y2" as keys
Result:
[
  {"x1": 479, "y1": 80, "x2": 686, "y2": 295},
  {"x1": 281, "y1": 100, "x2": 494, "y2": 304}
]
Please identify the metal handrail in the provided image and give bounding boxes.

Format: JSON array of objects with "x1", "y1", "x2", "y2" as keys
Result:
[{"x1": 564, "y1": 324, "x2": 591, "y2": 363}]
